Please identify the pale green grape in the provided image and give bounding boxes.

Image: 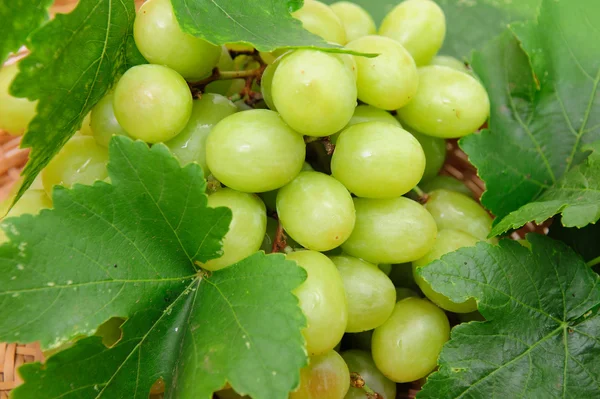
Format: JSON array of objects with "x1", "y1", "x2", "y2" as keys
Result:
[
  {"x1": 404, "y1": 127, "x2": 446, "y2": 182},
  {"x1": 372, "y1": 297, "x2": 450, "y2": 382},
  {"x1": 331, "y1": 122, "x2": 425, "y2": 198},
  {"x1": 330, "y1": 255, "x2": 396, "y2": 332},
  {"x1": 260, "y1": 52, "x2": 291, "y2": 111},
  {"x1": 397, "y1": 66, "x2": 490, "y2": 138},
  {"x1": 420, "y1": 175, "x2": 472, "y2": 197},
  {"x1": 258, "y1": 49, "x2": 286, "y2": 65},
  {"x1": 113, "y1": 64, "x2": 193, "y2": 143},
  {"x1": 330, "y1": 2, "x2": 376, "y2": 42},
  {"x1": 277, "y1": 172, "x2": 355, "y2": 251},
  {"x1": 79, "y1": 112, "x2": 93, "y2": 136},
  {"x1": 165, "y1": 94, "x2": 237, "y2": 177},
  {"x1": 206, "y1": 109, "x2": 305, "y2": 192},
  {"x1": 335, "y1": 53, "x2": 358, "y2": 80},
  {"x1": 412, "y1": 229, "x2": 479, "y2": 313},
  {"x1": 330, "y1": 105, "x2": 401, "y2": 144},
  {"x1": 134, "y1": 0, "x2": 221, "y2": 80},
  {"x1": 395, "y1": 287, "x2": 418, "y2": 301},
  {"x1": 346, "y1": 36, "x2": 418, "y2": 110},
  {"x1": 205, "y1": 47, "x2": 236, "y2": 96},
  {"x1": 425, "y1": 189, "x2": 492, "y2": 240},
  {"x1": 272, "y1": 50, "x2": 356, "y2": 137},
  {"x1": 290, "y1": 350, "x2": 350, "y2": 399},
  {"x1": 90, "y1": 92, "x2": 130, "y2": 148},
  {"x1": 378, "y1": 263, "x2": 391, "y2": 276},
  {"x1": 3, "y1": 189, "x2": 51, "y2": 218},
  {"x1": 341, "y1": 350, "x2": 396, "y2": 399},
  {"x1": 342, "y1": 197, "x2": 437, "y2": 264},
  {"x1": 202, "y1": 188, "x2": 266, "y2": 271},
  {"x1": 293, "y1": 0, "x2": 347, "y2": 45},
  {"x1": 379, "y1": 0, "x2": 446, "y2": 66},
  {"x1": 0, "y1": 63, "x2": 36, "y2": 135},
  {"x1": 42, "y1": 136, "x2": 109, "y2": 196},
  {"x1": 287, "y1": 250, "x2": 348, "y2": 356},
  {"x1": 431, "y1": 55, "x2": 469, "y2": 73},
  {"x1": 260, "y1": 217, "x2": 303, "y2": 254}
]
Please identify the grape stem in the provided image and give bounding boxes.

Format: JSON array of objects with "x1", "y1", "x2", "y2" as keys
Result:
[
  {"x1": 188, "y1": 66, "x2": 265, "y2": 90},
  {"x1": 272, "y1": 219, "x2": 288, "y2": 253},
  {"x1": 411, "y1": 186, "x2": 429, "y2": 204},
  {"x1": 349, "y1": 372, "x2": 383, "y2": 399},
  {"x1": 587, "y1": 255, "x2": 600, "y2": 268}
]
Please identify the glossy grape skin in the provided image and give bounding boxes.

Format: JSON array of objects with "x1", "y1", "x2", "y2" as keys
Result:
[
  {"x1": 397, "y1": 66, "x2": 490, "y2": 138},
  {"x1": 329, "y1": 2, "x2": 376, "y2": 42},
  {"x1": 134, "y1": 0, "x2": 220, "y2": 80},
  {"x1": 413, "y1": 229, "x2": 479, "y2": 313},
  {"x1": 42, "y1": 136, "x2": 109, "y2": 197},
  {"x1": 290, "y1": 350, "x2": 350, "y2": 399},
  {"x1": 292, "y1": 0, "x2": 347, "y2": 45},
  {"x1": 205, "y1": 47, "x2": 236, "y2": 96},
  {"x1": 0, "y1": 63, "x2": 37, "y2": 135},
  {"x1": 113, "y1": 64, "x2": 193, "y2": 143},
  {"x1": 287, "y1": 251, "x2": 348, "y2": 356},
  {"x1": 346, "y1": 36, "x2": 418, "y2": 110},
  {"x1": 206, "y1": 109, "x2": 305, "y2": 193},
  {"x1": 404, "y1": 127, "x2": 446, "y2": 182},
  {"x1": 342, "y1": 197, "x2": 437, "y2": 264},
  {"x1": 330, "y1": 105, "x2": 400, "y2": 144},
  {"x1": 272, "y1": 50, "x2": 357, "y2": 137},
  {"x1": 165, "y1": 94, "x2": 237, "y2": 177},
  {"x1": 201, "y1": 188, "x2": 266, "y2": 271},
  {"x1": 331, "y1": 122, "x2": 425, "y2": 198},
  {"x1": 420, "y1": 175, "x2": 473, "y2": 197},
  {"x1": 260, "y1": 52, "x2": 291, "y2": 111},
  {"x1": 277, "y1": 172, "x2": 355, "y2": 251},
  {"x1": 425, "y1": 189, "x2": 493, "y2": 240},
  {"x1": 379, "y1": 0, "x2": 446, "y2": 66},
  {"x1": 431, "y1": 55, "x2": 469, "y2": 73},
  {"x1": 372, "y1": 297, "x2": 450, "y2": 382},
  {"x1": 330, "y1": 255, "x2": 396, "y2": 332},
  {"x1": 90, "y1": 92, "x2": 130, "y2": 148},
  {"x1": 341, "y1": 350, "x2": 396, "y2": 399}
]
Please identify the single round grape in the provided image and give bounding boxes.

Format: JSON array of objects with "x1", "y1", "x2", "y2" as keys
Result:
[
  {"x1": 260, "y1": 51, "x2": 291, "y2": 111},
  {"x1": 272, "y1": 50, "x2": 357, "y2": 137},
  {"x1": 202, "y1": 188, "x2": 266, "y2": 271},
  {"x1": 277, "y1": 172, "x2": 355, "y2": 251},
  {"x1": 379, "y1": 0, "x2": 446, "y2": 66},
  {"x1": 90, "y1": 91, "x2": 130, "y2": 148},
  {"x1": 292, "y1": 0, "x2": 347, "y2": 45},
  {"x1": 341, "y1": 197, "x2": 437, "y2": 264},
  {"x1": 290, "y1": 350, "x2": 350, "y2": 399},
  {"x1": 395, "y1": 287, "x2": 419, "y2": 301},
  {"x1": 397, "y1": 66, "x2": 490, "y2": 138},
  {"x1": 330, "y1": 105, "x2": 401, "y2": 144},
  {"x1": 420, "y1": 175, "x2": 473, "y2": 197},
  {"x1": 346, "y1": 36, "x2": 418, "y2": 110},
  {"x1": 330, "y1": 255, "x2": 396, "y2": 332},
  {"x1": 113, "y1": 64, "x2": 193, "y2": 143},
  {"x1": 165, "y1": 94, "x2": 237, "y2": 177},
  {"x1": 205, "y1": 47, "x2": 236, "y2": 96},
  {"x1": 430, "y1": 55, "x2": 469, "y2": 73},
  {"x1": 42, "y1": 136, "x2": 109, "y2": 196},
  {"x1": 412, "y1": 229, "x2": 479, "y2": 313},
  {"x1": 372, "y1": 297, "x2": 450, "y2": 382},
  {"x1": 0, "y1": 63, "x2": 37, "y2": 135},
  {"x1": 134, "y1": 0, "x2": 221, "y2": 80},
  {"x1": 205, "y1": 109, "x2": 305, "y2": 192},
  {"x1": 331, "y1": 122, "x2": 425, "y2": 198},
  {"x1": 329, "y1": 2, "x2": 376, "y2": 42},
  {"x1": 341, "y1": 350, "x2": 396, "y2": 399},
  {"x1": 425, "y1": 189, "x2": 492, "y2": 240},
  {"x1": 4, "y1": 189, "x2": 51, "y2": 218},
  {"x1": 287, "y1": 250, "x2": 348, "y2": 356},
  {"x1": 260, "y1": 217, "x2": 303, "y2": 254},
  {"x1": 404, "y1": 127, "x2": 446, "y2": 182}
]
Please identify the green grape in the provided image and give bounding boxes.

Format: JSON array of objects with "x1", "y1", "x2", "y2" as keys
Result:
[
  {"x1": 404, "y1": 127, "x2": 446, "y2": 182},
  {"x1": 412, "y1": 229, "x2": 479, "y2": 313},
  {"x1": 425, "y1": 189, "x2": 492, "y2": 240},
  {"x1": 372, "y1": 297, "x2": 450, "y2": 382},
  {"x1": 113, "y1": 64, "x2": 193, "y2": 143},
  {"x1": 258, "y1": 163, "x2": 313, "y2": 212},
  {"x1": 260, "y1": 217, "x2": 303, "y2": 254},
  {"x1": 90, "y1": 91, "x2": 130, "y2": 148},
  {"x1": 330, "y1": 2, "x2": 376, "y2": 42},
  {"x1": 206, "y1": 109, "x2": 305, "y2": 192},
  {"x1": 134, "y1": 0, "x2": 221, "y2": 80},
  {"x1": 272, "y1": 50, "x2": 357, "y2": 137},
  {"x1": 291, "y1": 350, "x2": 350, "y2": 399},
  {"x1": 335, "y1": 53, "x2": 358, "y2": 80},
  {"x1": 430, "y1": 55, "x2": 469, "y2": 73},
  {"x1": 165, "y1": 94, "x2": 237, "y2": 177},
  {"x1": 379, "y1": 0, "x2": 446, "y2": 66},
  {"x1": 260, "y1": 51, "x2": 291, "y2": 111},
  {"x1": 395, "y1": 287, "x2": 418, "y2": 301},
  {"x1": 420, "y1": 175, "x2": 472, "y2": 197},
  {"x1": 205, "y1": 47, "x2": 236, "y2": 96},
  {"x1": 397, "y1": 66, "x2": 490, "y2": 138},
  {"x1": 287, "y1": 251, "x2": 348, "y2": 356},
  {"x1": 201, "y1": 188, "x2": 266, "y2": 271},
  {"x1": 3, "y1": 189, "x2": 51, "y2": 218},
  {"x1": 330, "y1": 255, "x2": 396, "y2": 332},
  {"x1": 0, "y1": 63, "x2": 37, "y2": 135},
  {"x1": 292, "y1": 0, "x2": 347, "y2": 45},
  {"x1": 331, "y1": 122, "x2": 425, "y2": 198},
  {"x1": 378, "y1": 263, "x2": 391, "y2": 276},
  {"x1": 341, "y1": 350, "x2": 396, "y2": 399},
  {"x1": 277, "y1": 172, "x2": 355, "y2": 251},
  {"x1": 330, "y1": 105, "x2": 400, "y2": 144},
  {"x1": 346, "y1": 35, "x2": 418, "y2": 110},
  {"x1": 342, "y1": 197, "x2": 437, "y2": 264},
  {"x1": 79, "y1": 112, "x2": 93, "y2": 136},
  {"x1": 42, "y1": 136, "x2": 109, "y2": 196}
]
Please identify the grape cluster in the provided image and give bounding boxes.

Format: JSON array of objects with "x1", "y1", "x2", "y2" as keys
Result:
[{"x1": 1, "y1": 0, "x2": 495, "y2": 397}]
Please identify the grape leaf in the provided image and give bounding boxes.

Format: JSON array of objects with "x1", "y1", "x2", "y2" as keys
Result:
[
  {"x1": 491, "y1": 142, "x2": 600, "y2": 236},
  {"x1": 417, "y1": 234, "x2": 600, "y2": 398},
  {"x1": 0, "y1": 0, "x2": 52, "y2": 64},
  {"x1": 461, "y1": 0, "x2": 600, "y2": 220}
]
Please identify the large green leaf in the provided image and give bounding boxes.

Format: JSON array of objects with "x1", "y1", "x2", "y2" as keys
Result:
[{"x1": 417, "y1": 234, "x2": 600, "y2": 398}]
